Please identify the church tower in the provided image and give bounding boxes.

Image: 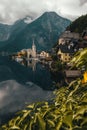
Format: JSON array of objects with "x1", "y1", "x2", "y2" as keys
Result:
[{"x1": 32, "y1": 39, "x2": 36, "y2": 58}]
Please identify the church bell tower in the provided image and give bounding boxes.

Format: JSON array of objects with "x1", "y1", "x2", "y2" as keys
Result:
[{"x1": 32, "y1": 39, "x2": 36, "y2": 58}]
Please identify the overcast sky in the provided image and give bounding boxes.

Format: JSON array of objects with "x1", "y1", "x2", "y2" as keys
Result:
[{"x1": 0, "y1": 0, "x2": 87, "y2": 24}]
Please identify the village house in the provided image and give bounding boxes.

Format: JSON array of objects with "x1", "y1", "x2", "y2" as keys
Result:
[
  {"x1": 16, "y1": 40, "x2": 37, "y2": 59},
  {"x1": 57, "y1": 44, "x2": 74, "y2": 62},
  {"x1": 39, "y1": 51, "x2": 50, "y2": 59},
  {"x1": 57, "y1": 31, "x2": 80, "y2": 62},
  {"x1": 65, "y1": 70, "x2": 81, "y2": 78},
  {"x1": 60, "y1": 31, "x2": 80, "y2": 39},
  {"x1": 58, "y1": 31, "x2": 80, "y2": 45},
  {"x1": 75, "y1": 28, "x2": 87, "y2": 50},
  {"x1": 65, "y1": 70, "x2": 81, "y2": 83}
]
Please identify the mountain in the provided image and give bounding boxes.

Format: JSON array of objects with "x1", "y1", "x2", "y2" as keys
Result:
[
  {"x1": 8, "y1": 19, "x2": 27, "y2": 41},
  {"x1": 9, "y1": 16, "x2": 34, "y2": 41},
  {"x1": 67, "y1": 14, "x2": 87, "y2": 33},
  {"x1": 0, "y1": 12, "x2": 71, "y2": 52},
  {"x1": 0, "y1": 23, "x2": 11, "y2": 43},
  {"x1": 0, "y1": 16, "x2": 34, "y2": 48}
]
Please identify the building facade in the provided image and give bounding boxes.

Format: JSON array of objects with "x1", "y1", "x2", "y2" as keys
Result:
[{"x1": 57, "y1": 44, "x2": 74, "y2": 62}]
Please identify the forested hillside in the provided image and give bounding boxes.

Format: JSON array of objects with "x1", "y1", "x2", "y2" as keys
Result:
[{"x1": 67, "y1": 14, "x2": 87, "y2": 33}]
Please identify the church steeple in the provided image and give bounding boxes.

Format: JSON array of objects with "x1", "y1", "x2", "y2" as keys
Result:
[
  {"x1": 32, "y1": 39, "x2": 35, "y2": 46},
  {"x1": 32, "y1": 39, "x2": 36, "y2": 50},
  {"x1": 32, "y1": 39, "x2": 36, "y2": 58}
]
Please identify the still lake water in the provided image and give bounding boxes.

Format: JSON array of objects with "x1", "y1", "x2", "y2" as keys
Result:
[{"x1": 0, "y1": 56, "x2": 57, "y2": 125}]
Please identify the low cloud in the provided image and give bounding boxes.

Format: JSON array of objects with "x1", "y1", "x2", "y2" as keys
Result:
[
  {"x1": 0, "y1": 80, "x2": 52, "y2": 111},
  {"x1": 79, "y1": 0, "x2": 87, "y2": 5},
  {"x1": 0, "y1": 80, "x2": 53, "y2": 124},
  {"x1": 0, "y1": 0, "x2": 87, "y2": 24}
]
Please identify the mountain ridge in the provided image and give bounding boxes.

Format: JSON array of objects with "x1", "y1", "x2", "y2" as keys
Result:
[{"x1": 0, "y1": 12, "x2": 71, "y2": 52}]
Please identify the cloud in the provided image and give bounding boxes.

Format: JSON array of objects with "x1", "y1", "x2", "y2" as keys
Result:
[
  {"x1": 79, "y1": 0, "x2": 87, "y2": 5},
  {"x1": 0, "y1": 0, "x2": 87, "y2": 24},
  {"x1": 0, "y1": 80, "x2": 52, "y2": 108},
  {"x1": 0, "y1": 80, "x2": 52, "y2": 116}
]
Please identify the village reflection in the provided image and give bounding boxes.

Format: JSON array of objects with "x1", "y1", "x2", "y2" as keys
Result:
[{"x1": 18, "y1": 58, "x2": 37, "y2": 71}]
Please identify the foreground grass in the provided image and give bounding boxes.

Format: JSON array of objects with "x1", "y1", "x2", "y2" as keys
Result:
[{"x1": 0, "y1": 79, "x2": 87, "y2": 130}]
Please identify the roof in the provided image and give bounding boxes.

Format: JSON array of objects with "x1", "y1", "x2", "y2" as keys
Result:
[
  {"x1": 65, "y1": 70, "x2": 81, "y2": 78},
  {"x1": 60, "y1": 31, "x2": 80, "y2": 39},
  {"x1": 58, "y1": 44, "x2": 74, "y2": 53}
]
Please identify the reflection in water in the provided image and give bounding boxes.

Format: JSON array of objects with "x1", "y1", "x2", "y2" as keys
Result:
[
  {"x1": 0, "y1": 80, "x2": 53, "y2": 125},
  {"x1": 16, "y1": 57, "x2": 50, "y2": 72},
  {"x1": 0, "y1": 56, "x2": 65, "y2": 125},
  {"x1": 21, "y1": 59, "x2": 37, "y2": 71},
  {"x1": 0, "y1": 56, "x2": 54, "y2": 125}
]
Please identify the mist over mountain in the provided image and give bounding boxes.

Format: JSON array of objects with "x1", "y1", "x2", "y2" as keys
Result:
[{"x1": 0, "y1": 12, "x2": 71, "y2": 52}]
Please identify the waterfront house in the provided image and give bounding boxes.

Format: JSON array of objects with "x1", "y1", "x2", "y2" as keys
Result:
[
  {"x1": 40, "y1": 51, "x2": 49, "y2": 59},
  {"x1": 57, "y1": 44, "x2": 74, "y2": 62}
]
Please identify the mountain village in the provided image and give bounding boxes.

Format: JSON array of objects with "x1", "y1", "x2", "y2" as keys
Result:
[
  {"x1": 10, "y1": 28, "x2": 87, "y2": 84},
  {"x1": 0, "y1": 9, "x2": 87, "y2": 129}
]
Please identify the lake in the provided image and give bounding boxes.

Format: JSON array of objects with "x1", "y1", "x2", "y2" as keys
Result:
[{"x1": 0, "y1": 56, "x2": 56, "y2": 125}]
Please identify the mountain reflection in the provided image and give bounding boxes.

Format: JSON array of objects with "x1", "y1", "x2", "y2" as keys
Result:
[{"x1": 0, "y1": 56, "x2": 54, "y2": 90}]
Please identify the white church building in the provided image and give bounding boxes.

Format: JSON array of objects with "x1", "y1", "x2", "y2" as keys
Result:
[{"x1": 27, "y1": 40, "x2": 36, "y2": 58}]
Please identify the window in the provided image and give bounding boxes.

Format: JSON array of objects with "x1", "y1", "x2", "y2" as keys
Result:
[{"x1": 65, "y1": 54, "x2": 67, "y2": 56}]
